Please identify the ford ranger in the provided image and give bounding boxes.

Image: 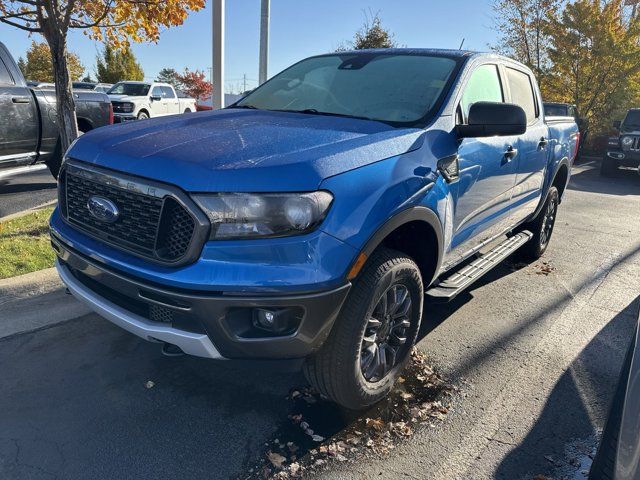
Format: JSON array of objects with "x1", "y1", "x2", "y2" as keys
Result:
[{"x1": 51, "y1": 49, "x2": 579, "y2": 409}]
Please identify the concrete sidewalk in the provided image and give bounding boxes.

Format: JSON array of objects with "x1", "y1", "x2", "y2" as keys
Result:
[{"x1": 0, "y1": 268, "x2": 89, "y2": 339}]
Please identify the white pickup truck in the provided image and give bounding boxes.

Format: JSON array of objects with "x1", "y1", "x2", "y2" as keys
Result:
[{"x1": 107, "y1": 81, "x2": 197, "y2": 122}]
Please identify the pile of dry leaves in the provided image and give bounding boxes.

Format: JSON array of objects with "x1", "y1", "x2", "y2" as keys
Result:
[{"x1": 241, "y1": 349, "x2": 456, "y2": 479}]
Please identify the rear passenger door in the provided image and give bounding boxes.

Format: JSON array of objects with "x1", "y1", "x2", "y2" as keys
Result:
[
  {"x1": 503, "y1": 65, "x2": 548, "y2": 223},
  {"x1": 448, "y1": 64, "x2": 520, "y2": 261},
  {"x1": 162, "y1": 86, "x2": 180, "y2": 115},
  {"x1": 0, "y1": 55, "x2": 38, "y2": 165}
]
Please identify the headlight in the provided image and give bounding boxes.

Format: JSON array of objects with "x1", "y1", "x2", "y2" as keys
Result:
[
  {"x1": 622, "y1": 136, "x2": 634, "y2": 147},
  {"x1": 121, "y1": 102, "x2": 134, "y2": 113},
  {"x1": 192, "y1": 192, "x2": 333, "y2": 240}
]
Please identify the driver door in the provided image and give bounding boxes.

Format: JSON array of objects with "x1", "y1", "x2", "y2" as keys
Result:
[
  {"x1": 150, "y1": 86, "x2": 166, "y2": 116},
  {"x1": 447, "y1": 64, "x2": 519, "y2": 263}
]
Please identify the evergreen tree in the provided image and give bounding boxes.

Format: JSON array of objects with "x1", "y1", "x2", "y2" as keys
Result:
[{"x1": 96, "y1": 45, "x2": 144, "y2": 84}]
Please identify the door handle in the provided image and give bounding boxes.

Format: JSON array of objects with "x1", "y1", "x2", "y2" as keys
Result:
[
  {"x1": 538, "y1": 137, "x2": 549, "y2": 148},
  {"x1": 503, "y1": 146, "x2": 518, "y2": 161},
  {"x1": 12, "y1": 96, "x2": 31, "y2": 104}
]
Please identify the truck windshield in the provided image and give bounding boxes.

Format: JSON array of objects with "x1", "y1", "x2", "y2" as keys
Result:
[
  {"x1": 108, "y1": 83, "x2": 150, "y2": 96},
  {"x1": 623, "y1": 110, "x2": 640, "y2": 128},
  {"x1": 235, "y1": 53, "x2": 460, "y2": 126}
]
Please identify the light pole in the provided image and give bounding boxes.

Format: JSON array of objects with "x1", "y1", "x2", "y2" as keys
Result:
[
  {"x1": 212, "y1": 0, "x2": 225, "y2": 110},
  {"x1": 259, "y1": 0, "x2": 270, "y2": 85}
]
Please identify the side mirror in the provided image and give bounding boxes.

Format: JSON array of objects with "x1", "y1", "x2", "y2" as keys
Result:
[
  {"x1": 612, "y1": 120, "x2": 621, "y2": 129},
  {"x1": 457, "y1": 102, "x2": 527, "y2": 138},
  {"x1": 150, "y1": 95, "x2": 162, "y2": 102}
]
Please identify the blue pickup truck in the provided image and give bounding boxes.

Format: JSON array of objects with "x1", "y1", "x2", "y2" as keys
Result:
[{"x1": 51, "y1": 49, "x2": 579, "y2": 409}]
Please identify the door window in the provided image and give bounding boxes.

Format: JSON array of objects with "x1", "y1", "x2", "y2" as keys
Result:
[
  {"x1": 151, "y1": 86, "x2": 164, "y2": 98},
  {"x1": 459, "y1": 64, "x2": 503, "y2": 122},
  {"x1": 161, "y1": 86, "x2": 176, "y2": 98},
  {"x1": 505, "y1": 67, "x2": 538, "y2": 123},
  {"x1": 0, "y1": 59, "x2": 14, "y2": 85}
]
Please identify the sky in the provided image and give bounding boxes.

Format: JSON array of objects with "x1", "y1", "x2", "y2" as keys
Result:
[{"x1": 0, "y1": 0, "x2": 497, "y2": 93}]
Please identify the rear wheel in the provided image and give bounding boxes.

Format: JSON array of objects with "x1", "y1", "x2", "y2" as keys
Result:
[
  {"x1": 303, "y1": 247, "x2": 423, "y2": 410},
  {"x1": 600, "y1": 156, "x2": 618, "y2": 176},
  {"x1": 517, "y1": 186, "x2": 559, "y2": 261}
]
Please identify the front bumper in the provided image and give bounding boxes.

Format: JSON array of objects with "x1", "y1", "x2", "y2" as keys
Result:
[
  {"x1": 52, "y1": 234, "x2": 351, "y2": 360},
  {"x1": 606, "y1": 149, "x2": 640, "y2": 167},
  {"x1": 113, "y1": 113, "x2": 137, "y2": 123}
]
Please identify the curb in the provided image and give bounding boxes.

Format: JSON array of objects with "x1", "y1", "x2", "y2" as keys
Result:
[
  {"x1": 0, "y1": 199, "x2": 57, "y2": 223},
  {"x1": 0, "y1": 267, "x2": 91, "y2": 340}
]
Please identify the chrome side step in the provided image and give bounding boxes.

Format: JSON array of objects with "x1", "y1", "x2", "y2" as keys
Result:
[{"x1": 426, "y1": 231, "x2": 533, "y2": 302}]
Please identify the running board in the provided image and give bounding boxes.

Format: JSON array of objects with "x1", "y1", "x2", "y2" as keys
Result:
[{"x1": 426, "y1": 231, "x2": 533, "y2": 302}]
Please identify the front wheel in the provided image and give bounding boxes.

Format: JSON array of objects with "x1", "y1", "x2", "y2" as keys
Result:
[
  {"x1": 303, "y1": 247, "x2": 423, "y2": 410},
  {"x1": 517, "y1": 186, "x2": 559, "y2": 261},
  {"x1": 137, "y1": 111, "x2": 149, "y2": 120}
]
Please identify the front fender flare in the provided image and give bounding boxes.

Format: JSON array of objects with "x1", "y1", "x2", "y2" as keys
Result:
[{"x1": 354, "y1": 206, "x2": 444, "y2": 287}]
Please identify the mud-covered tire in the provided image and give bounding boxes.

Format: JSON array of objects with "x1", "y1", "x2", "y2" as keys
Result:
[
  {"x1": 517, "y1": 186, "x2": 559, "y2": 261},
  {"x1": 303, "y1": 247, "x2": 423, "y2": 410},
  {"x1": 600, "y1": 156, "x2": 618, "y2": 176}
]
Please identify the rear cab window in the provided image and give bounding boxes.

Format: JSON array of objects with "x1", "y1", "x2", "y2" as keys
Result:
[
  {"x1": 458, "y1": 64, "x2": 504, "y2": 124},
  {"x1": 505, "y1": 67, "x2": 538, "y2": 124}
]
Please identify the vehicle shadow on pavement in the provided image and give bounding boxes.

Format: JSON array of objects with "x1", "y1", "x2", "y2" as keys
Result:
[
  {"x1": 568, "y1": 162, "x2": 640, "y2": 196},
  {"x1": 494, "y1": 296, "x2": 640, "y2": 479}
]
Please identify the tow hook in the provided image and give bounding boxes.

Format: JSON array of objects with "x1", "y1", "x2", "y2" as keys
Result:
[{"x1": 161, "y1": 342, "x2": 185, "y2": 357}]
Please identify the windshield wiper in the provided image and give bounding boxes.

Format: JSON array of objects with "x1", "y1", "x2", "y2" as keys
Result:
[
  {"x1": 275, "y1": 108, "x2": 376, "y2": 122},
  {"x1": 228, "y1": 104, "x2": 259, "y2": 110}
]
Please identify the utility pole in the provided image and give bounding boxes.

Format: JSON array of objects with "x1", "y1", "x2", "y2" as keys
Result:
[
  {"x1": 243, "y1": 74, "x2": 247, "y2": 93},
  {"x1": 259, "y1": 0, "x2": 270, "y2": 85},
  {"x1": 212, "y1": 0, "x2": 225, "y2": 110}
]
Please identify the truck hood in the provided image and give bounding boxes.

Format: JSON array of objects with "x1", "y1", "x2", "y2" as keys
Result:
[
  {"x1": 108, "y1": 94, "x2": 145, "y2": 102},
  {"x1": 69, "y1": 109, "x2": 425, "y2": 191}
]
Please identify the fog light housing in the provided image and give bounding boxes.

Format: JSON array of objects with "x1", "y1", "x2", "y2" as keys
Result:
[{"x1": 252, "y1": 308, "x2": 299, "y2": 335}]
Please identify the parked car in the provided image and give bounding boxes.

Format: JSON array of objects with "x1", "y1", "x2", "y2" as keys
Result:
[
  {"x1": 50, "y1": 49, "x2": 579, "y2": 410},
  {"x1": 26, "y1": 80, "x2": 55, "y2": 89},
  {"x1": 0, "y1": 42, "x2": 113, "y2": 178},
  {"x1": 107, "y1": 81, "x2": 197, "y2": 121},
  {"x1": 72, "y1": 81, "x2": 96, "y2": 90},
  {"x1": 94, "y1": 83, "x2": 113, "y2": 93},
  {"x1": 603, "y1": 109, "x2": 640, "y2": 175},
  {"x1": 590, "y1": 314, "x2": 640, "y2": 480},
  {"x1": 544, "y1": 102, "x2": 588, "y2": 159}
]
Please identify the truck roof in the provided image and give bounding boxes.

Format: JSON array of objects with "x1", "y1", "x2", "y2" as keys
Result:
[{"x1": 324, "y1": 47, "x2": 476, "y2": 58}]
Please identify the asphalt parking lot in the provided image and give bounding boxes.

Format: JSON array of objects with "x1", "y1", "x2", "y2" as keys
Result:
[
  {"x1": 0, "y1": 160, "x2": 638, "y2": 480},
  {"x1": 0, "y1": 165, "x2": 56, "y2": 219}
]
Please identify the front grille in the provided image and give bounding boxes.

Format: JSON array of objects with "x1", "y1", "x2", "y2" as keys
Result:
[
  {"x1": 632, "y1": 137, "x2": 640, "y2": 151},
  {"x1": 111, "y1": 101, "x2": 133, "y2": 114},
  {"x1": 61, "y1": 164, "x2": 201, "y2": 264}
]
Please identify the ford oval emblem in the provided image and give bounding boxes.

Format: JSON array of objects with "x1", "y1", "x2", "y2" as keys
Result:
[{"x1": 87, "y1": 196, "x2": 120, "y2": 223}]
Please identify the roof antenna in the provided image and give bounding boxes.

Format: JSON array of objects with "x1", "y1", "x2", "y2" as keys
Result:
[{"x1": 458, "y1": 38, "x2": 465, "y2": 50}]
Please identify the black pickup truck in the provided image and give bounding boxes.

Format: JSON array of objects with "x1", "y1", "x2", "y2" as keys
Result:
[{"x1": 0, "y1": 41, "x2": 113, "y2": 178}]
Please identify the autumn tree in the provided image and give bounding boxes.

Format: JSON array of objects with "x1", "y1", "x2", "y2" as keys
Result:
[
  {"x1": 96, "y1": 44, "x2": 144, "y2": 83},
  {"x1": 176, "y1": 68, "x2": 211, "y2": 100},
  {"x1": 338, "y1": 11, "x2": 397, "y2": 51},
  {"x1": 156, "y1": 67, "x2": 181, "y2": 89},
  {"x1": 491, "y1": 0, "x2": 564, "y2": 86},
  {"x1": 544, "y1": 0, "x2": 640, "y2": 137},
  {"x1": 0, "y1": 0, "x2": 205, "y2": 154},
  {"x1": 20, "y1": 40, "x2": 84, "y2": 82}
]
